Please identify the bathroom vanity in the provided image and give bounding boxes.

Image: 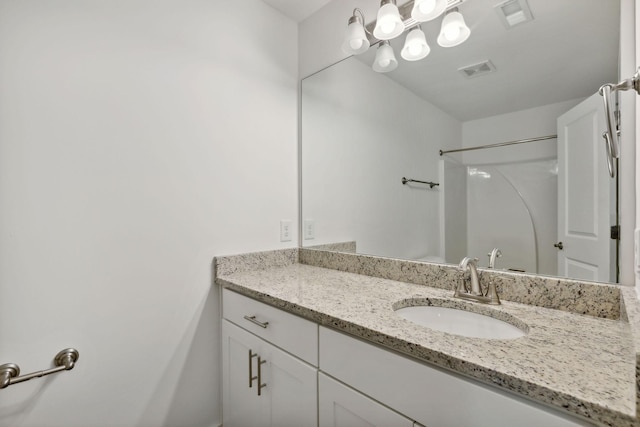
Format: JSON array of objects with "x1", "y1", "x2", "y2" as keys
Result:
[{"x1": 216, "y1": 248, "x2": 640, "y2": 427}]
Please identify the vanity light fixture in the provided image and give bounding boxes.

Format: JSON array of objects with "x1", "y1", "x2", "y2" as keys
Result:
[
  {"x1": 373, "y1": 40, "x2": 398, "y2": 73},
  {"x1": 341, "y1": 0, "x2": 469, "y2": 72},
  {"x1": 373, "y1": 0, "x2": 405, "y2": 41},
  {"x1": 411, "y1": 0, "x2": 448, "y2": 22},
  {"x1": 437, "y1": 8, "x2": 471, "y2": 47},
  {"x1": 401, "y1": 25, "x2": 430, "y2": 61},
  {"x1": 342, "y1": 8, "x2": 370, "y2": 54}
]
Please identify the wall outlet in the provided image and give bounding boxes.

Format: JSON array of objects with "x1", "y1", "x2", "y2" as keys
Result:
[
  {"x1": 280, "y1": 220, "x2": 292, "y2": 242},
  {"x1": 304, "y1": 219, "x2": 315, "y2": 240}
]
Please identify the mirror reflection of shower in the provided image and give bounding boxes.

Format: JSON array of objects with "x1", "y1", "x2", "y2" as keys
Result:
[{"x1": 440, "y1": 155, "x2": 558, "y2": 274}]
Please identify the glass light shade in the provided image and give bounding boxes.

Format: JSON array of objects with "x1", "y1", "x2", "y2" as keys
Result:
[
  {"x1": 372, "y1": 41, "x2": 398, "y2": 73},
  {"x1": 411, "y1": 0, "x2": 447, "y2": 22},
  {"x1": 437, "y1": 10, "x2": 471, "y2": 47},
  {"x1": 342, "y1": 18, "x2": 370, "y2": 54},
  {"x1": 401, "y1": 27, "x2": 430, "y2": 61},
  {"x1": 373, "y1": 2, "x2": 404, "y2": 40}
]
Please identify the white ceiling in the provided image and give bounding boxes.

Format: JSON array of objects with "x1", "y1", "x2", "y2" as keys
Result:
[{"x1": 262, "y1": 0, "x2": 333, "y2": 22}]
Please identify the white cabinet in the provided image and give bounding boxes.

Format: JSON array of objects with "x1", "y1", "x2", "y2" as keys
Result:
[
  {"x1": 319, "y1": 373, "x2": 413, "y2": 427},
  {"x1": 222, "y1": 289, "x2": 592, "y2": 427},
  {"x1": 319, "y1": 327, "x2": 593, "y2": 427},
  {"x1": 222, "y1": 320, "x2": 317, "y2": 427}
]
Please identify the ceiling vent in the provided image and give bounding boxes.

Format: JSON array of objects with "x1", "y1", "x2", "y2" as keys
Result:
[
  {"x1": 458, "y1": 60, "x2": 496, "y2": 79},
  {"x1": 494, "y1": 0, "x2": 534, "y2": 29}
]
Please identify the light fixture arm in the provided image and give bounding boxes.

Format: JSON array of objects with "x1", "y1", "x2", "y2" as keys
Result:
[{"x1": 351, "y1": 8, "x2": 371, "y2": 36}]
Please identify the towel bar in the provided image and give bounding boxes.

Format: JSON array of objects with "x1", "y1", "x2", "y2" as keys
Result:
[
  {"x1": 402, "y1": 177, "x2": 439, "y2": 189},
  {"x1": 0, "y1": 348, "x2": 79, "y2": 389}
]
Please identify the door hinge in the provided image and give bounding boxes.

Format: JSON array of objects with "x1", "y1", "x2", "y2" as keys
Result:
[{"x1": 611, "y1": 225, "x2": 620, "y2": 240}]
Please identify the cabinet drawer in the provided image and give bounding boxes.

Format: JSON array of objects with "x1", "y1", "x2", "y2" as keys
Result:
[
  {"x1": 319, "y1": 327, "x2": 592, "y2": 427},
  {"x1": 223, "y1": 289, "x2": 318, "y2": 366}
]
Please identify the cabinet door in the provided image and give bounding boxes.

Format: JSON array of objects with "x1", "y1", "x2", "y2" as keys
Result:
[
  {"x1": 222, "y1": 320, "x2": 270, "y2": 427},
  {"x1": 223, "y1": 320, "x2": 318, "y2": 427},
  {"x1": 319, "y1": 373, "x2": 413, "y2": 427},
  {"x1": 268, "y1": 344, "x2": 318, "y2": 427}
]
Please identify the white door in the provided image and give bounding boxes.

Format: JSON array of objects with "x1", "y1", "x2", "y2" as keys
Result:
[{"x1": 557, "y1": 93, "x2": 614, "y2": 282}]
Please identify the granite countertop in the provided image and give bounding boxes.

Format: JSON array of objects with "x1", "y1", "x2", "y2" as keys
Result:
[{"x1": 217, "y1": 262, "x2": 637, "y2": 427}]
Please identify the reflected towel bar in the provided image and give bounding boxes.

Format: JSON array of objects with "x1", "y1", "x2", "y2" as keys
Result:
[
  {"x1": 598, "y1": 67, "x2": 640, "y2": 178},
  {"x1": 439, "y1": 135, "x2": 557, "y2": 156},
  {"x1": 0, "y1": 348, "x2": 79, "y2": 389},
  {"x1": 402, "y1": 177, "x2": 439, "y2": 188}
]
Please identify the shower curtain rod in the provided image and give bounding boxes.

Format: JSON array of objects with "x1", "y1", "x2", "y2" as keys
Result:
[{"x1": 439, "y1": 134, "x2": 557, "y2": 156}]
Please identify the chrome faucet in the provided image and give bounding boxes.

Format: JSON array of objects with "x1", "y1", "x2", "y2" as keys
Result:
[
  {"x1": 459, "y1": 257, "x2": 482, "y2": 295},
  {"x1": 454, "y1": 256, "x2": 501, "y2": 305}
]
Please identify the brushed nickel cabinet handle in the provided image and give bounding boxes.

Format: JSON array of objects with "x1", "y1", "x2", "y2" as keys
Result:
[
  {"x1": 248, "y1": 350, "x2": 258, "y2": 388},
  {"x1": 257, "y1": 356, "x2": 267, "y2": 396},
  {"x1": 244, "y1": 315, "x2": 269, "y2": 329}
]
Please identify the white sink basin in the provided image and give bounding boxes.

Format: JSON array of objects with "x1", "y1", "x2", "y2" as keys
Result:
[{"x1": 395, "y1": 303, "x2": 526, "y2": 340}]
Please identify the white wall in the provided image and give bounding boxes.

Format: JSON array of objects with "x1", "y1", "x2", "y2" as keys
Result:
[{"x1": 0, "y1": 1, "x2": 298, "y2": 426}]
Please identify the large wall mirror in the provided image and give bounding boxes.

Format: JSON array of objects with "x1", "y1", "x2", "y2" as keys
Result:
[{"x1": 301, "y1": 0, "x2": 621, "y2": 283}]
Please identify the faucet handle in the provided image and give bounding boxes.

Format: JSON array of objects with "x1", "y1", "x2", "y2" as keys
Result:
[
  {"x1": 486, "y1": 280, "x2": 501, "y2": 305},
  {"x1": 454, "y1": 278, "x2": 467, "y2": 295}
]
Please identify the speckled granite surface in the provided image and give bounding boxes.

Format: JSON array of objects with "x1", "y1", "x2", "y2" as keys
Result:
[
  {"x1": 306, "y1": 241, "x2": 357, "y2": 253},
  {"x1": 300, "y1": 248, "x2": 621, "y2": 319},
  {"x1": 621, "y1": 286, "x2": 640, "y2": 415},
  {"x1": 214, "y1": 249, "x2": 640, "y2": 426},
  {"x1": 214, "y1": 248, "x2": 298, "y2": 276}
]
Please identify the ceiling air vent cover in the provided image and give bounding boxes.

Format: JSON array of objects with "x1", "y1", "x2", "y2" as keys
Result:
[
  {"x1": 458, "y1": 60, "x2": 496, "y2": 79},
  {"x1": 494, "y1": 0, "x2": 534, "y2": 29}
]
